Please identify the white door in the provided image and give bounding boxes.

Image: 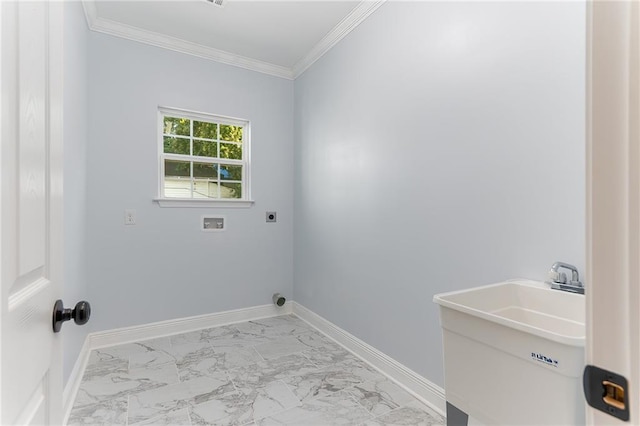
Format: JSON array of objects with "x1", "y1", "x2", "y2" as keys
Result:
[
  {"x1": 586, "y1": 0, "x2": 639, "y2": 424},
  {"x1": 0, "y1": 1, "x2": 64, "y2": 424}
]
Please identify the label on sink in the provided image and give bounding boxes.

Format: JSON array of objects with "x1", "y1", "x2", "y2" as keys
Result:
[{"x1": 531, "y1": 351, "x2": 559, "y2": 367}]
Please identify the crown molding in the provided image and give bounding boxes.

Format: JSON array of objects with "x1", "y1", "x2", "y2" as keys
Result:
[
  {"x1": 81, "y1": 0, "x2": 385, "y2": 81},
  {"x1": 81, "y1": 0, "x2": 98, "y2": 29},
  {"x1": 291, "y1": 0, "x2": 386, "y2": 79},
  {"x1": 81, "y1": 0, "x2": 294, "y2": 80}
]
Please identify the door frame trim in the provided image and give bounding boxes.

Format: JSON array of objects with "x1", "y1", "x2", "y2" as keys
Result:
[{"x1": 585, "y1": 0, "x2": 640, "y2": 423}]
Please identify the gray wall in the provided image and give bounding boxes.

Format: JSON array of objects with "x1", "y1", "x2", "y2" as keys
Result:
[
  {"x1": 293, "y1": 1, "x2": 586, "y2": 387},
  {"x1": 63, "y1": 1, "x2": 90, "y2": 385},
  {"x1": 86, "y1": 33, "x2": 294, "y2": 332}
]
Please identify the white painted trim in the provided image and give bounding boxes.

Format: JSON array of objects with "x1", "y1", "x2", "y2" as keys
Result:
[
  {"x1": 159, "y1": 106, "x2": 249, "y2": 128},
  {"x1": 81, "y1": 0, "x2": 384, "y2": 81},
  {"x1": 80, "y1": 0, "x2": 97, "y2": 31},
  {"x1": 586, "y1": 1, "x2": 640, "y2": 423},
  {"x1": 291, "y1": 0, "x2": 386, "y2": 78},
  {"x1": 157, "y1": 106, "x2": 252, "y2": 203},
  {"x1": 153, "y1": 198, "x2": 254, "y2": 208},
  {"x1": 62, "y1": 337, "x2": 91, "y2": 425},
  {"x1": 292, "y1": 302, "x2": 446, "y2": 416},
  {"x1": 89, "y1": 303, "x2": 292, "y2": 349},
  {"x1": 81, "y1": 1, "x2": 293, "y2": 80}
]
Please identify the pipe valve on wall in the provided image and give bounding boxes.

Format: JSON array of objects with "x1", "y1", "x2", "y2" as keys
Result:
[{"x1": 272, "y1": 293, "x2": 286, "y2": 307}]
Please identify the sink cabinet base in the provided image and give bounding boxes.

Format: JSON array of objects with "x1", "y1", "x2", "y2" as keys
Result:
[
  {"x1": 446, "y1": 402, "x2": 469, "y2": 426},
  {"x1": 440, "y1": 308, "x2": 585, "y2": 425}
]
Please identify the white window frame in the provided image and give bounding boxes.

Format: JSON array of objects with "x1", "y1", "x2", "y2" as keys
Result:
[{"x1": 154, "y1": 106, "x2": 254, "y2": 208}]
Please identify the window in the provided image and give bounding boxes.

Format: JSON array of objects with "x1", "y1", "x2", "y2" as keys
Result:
[{"x1": 157, "y1": 107, "x2": 251, "y2": 206}]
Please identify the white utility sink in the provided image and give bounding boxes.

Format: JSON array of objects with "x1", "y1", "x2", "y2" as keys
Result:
[
  {"x1": 434, "y1": 279, "x2": 585, "y2": 346},
  {"x1": 434, "y1": 279, "x2": 586, "y2": 425}
]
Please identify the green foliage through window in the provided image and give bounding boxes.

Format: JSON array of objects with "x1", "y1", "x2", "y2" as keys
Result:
[{"x1": 160, "y1": 110, "x2": 247, "y2": 200}]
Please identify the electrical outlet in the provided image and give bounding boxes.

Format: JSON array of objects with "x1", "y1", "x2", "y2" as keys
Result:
[{"x1": 124, "y1": 209, "x2": 136, "y2": 225}]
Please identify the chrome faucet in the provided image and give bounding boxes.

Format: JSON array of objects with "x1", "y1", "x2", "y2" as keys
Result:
[{"x1": 546, "y1": 262, "x2": 584, "y2": 294}]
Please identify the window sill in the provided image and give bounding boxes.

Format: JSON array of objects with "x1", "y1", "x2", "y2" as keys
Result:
[{"x1": 153, "y1": 198, "x2": 255, "y2": 208}]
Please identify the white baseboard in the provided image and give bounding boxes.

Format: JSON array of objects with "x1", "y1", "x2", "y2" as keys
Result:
[
  {"x1": 63, "y1": 336, "x2": 91, "y2": 425},
  {"x1": 89, "y1": 303, "x2": 292, "y2": 349},
  {"x1": 292, "y1": 302, "x2": 446, "y2": 416}
]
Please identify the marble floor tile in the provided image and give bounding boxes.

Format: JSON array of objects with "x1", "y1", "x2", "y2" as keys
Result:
[
  {"x1": 213, "y1": 345, "x2": 264, "y2": 369},
  {"x1": 207, "y1": 327, "x2": 276, "y2": 349},
  {"x1": 88, "y1": 337, "x2": 171, "y2": 365},
  {"x1": 234, "y1": 315, "x2": 315, "y2": 337},
  {"x1": 67, "y1": 396, "x2": 128, "y2": 426},
  {"x1": 81, "y1": 358, "x2": 129, "y2": 381},
  {"x1": 295, "y1": 332, "x2": 345, "y2": 352},
  {"x1": 165, "y1": 342, "x2": 220, "y2": 382},
  {"x1": 130, "y1": 341, "x2": 245, "y2": 382},
  {"x1": 254, "y1": 336, "x2": 309, "y2": 360},
  {"x1": 134, "y1": 407, "x2": 192, "y2": 425},
  {"x1": 228, "y1": 353, "x2": 320, "y2": 390},
  {"x1": 127, "y1": 374, "x2": 235, "y2": 424},
  {"x1": 297, "y1": 333, "x2": 362, "y2": 370},
  {"x1": 73, "y1": 362, "x2": 180, "y2": 407},
  {"x1": 362, "y1": 400, "x2": 445, "y2": 426},
  {"x1": 254, "y1": 314, "x2": 316, "y2": 336},
  {"x1": 344, "y1": 380, "x2": 416, "y2": 417},
  {"x1": 70, "y1": 315, "x2": 445, "y2": 426},
  {"x1": 190, "y1": 380, "x2": 301, "y2": 426},
  {"x1": 170, "y1": 325, "x2": 237, "y2": 346},
  {"x1": 187, "y1": 391, "x2": 247, "y2": 425},
  {"x1": 258, "y1": 390, "x2": 373, "y2": 425},
  {"x1": 284, "y1": 358, "x2": 386, "y2": 402},
  {"x1": 129, "y1": 349, "x2": 176, "y2": 370},
  {"x1": 235, "y1": 380, "x2": 301, "y2": 421},
  {"x1": 302, "y1": 348, "x2": 360, "y2": 370}
]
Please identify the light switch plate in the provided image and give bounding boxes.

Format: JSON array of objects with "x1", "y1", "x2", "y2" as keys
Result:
[{"x1": 124, "y1": 209, "x2": 136, "y2": 225}]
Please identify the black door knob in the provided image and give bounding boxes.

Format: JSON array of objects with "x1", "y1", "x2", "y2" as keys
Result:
[{"x1": 52, "y1": 299, "x2": 91, "y2": 333}]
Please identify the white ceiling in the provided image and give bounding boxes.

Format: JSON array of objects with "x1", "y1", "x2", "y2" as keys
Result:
[{"x1": 83, "y1": 0, "x2": 384, "y2": 79}]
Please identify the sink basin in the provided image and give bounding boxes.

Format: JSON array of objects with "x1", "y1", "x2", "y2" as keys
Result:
[
  {"x1": 433, "y1": 279, "x2": 585, "y2": 346},
  {"x1": 433, "y1": 279, "x2": 586, "y2": 425}
]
